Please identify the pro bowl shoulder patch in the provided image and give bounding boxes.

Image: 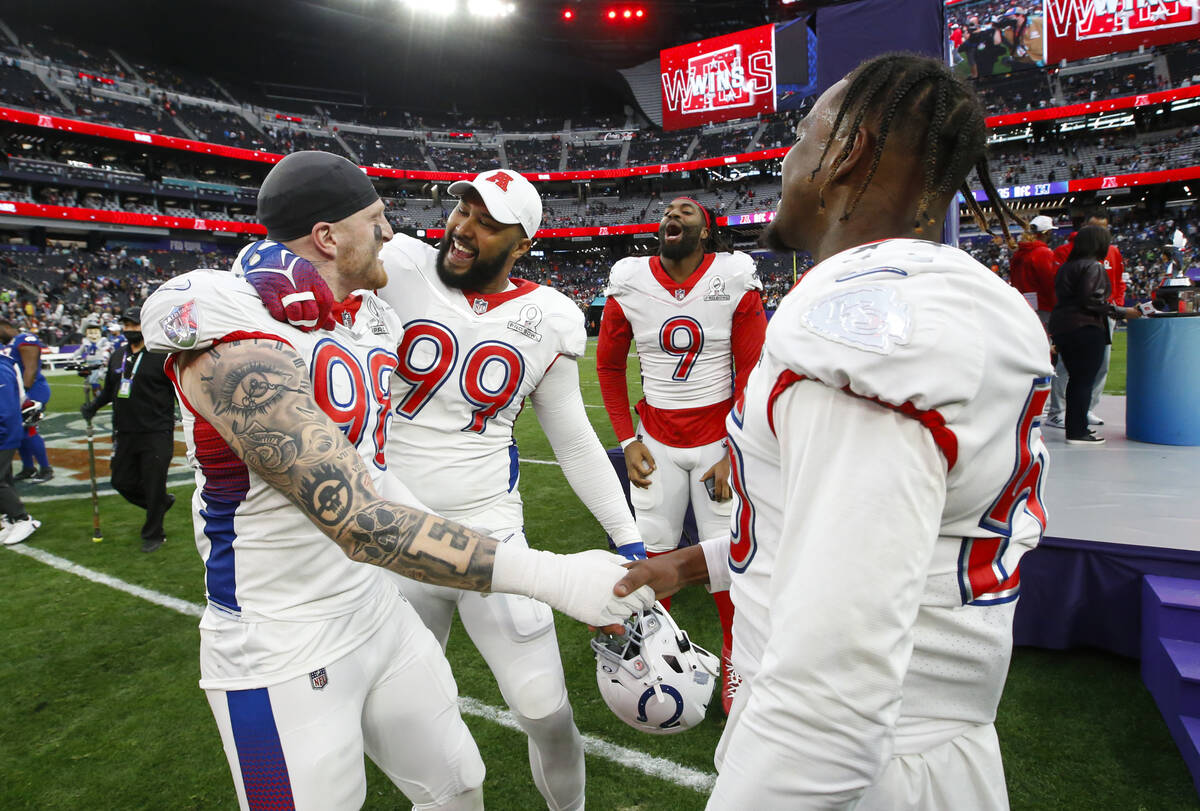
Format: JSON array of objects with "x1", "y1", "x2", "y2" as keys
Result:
[
  {"x1": 160, "y1": 300, "x2": 200, "y2": 349},
  {"x1": 801, "y1": 285, "x2": 911, "y2": 355}
]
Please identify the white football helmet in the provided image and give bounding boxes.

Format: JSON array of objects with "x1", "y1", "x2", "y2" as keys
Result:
[{"x1": 591, "y1": 602, "x2": 720, "y2": 735}]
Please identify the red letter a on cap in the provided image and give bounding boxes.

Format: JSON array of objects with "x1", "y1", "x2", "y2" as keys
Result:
[{"x1": 487, "y1": 171, "x2": 513, "y2": 191}]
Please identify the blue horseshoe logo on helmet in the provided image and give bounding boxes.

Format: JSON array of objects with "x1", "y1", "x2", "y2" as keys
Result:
[{"x1": 636, "y1": 684, "x2": 685, "y2": 729}]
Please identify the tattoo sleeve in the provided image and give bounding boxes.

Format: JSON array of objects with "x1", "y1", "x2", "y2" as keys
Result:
[{"x1": 175, "y1": 338, "x2": 497, "y2": 591}]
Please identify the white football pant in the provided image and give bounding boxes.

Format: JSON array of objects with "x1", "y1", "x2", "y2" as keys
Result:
[
  {"x1": 397, "y1": 528, "x2": 586, "y2": 811},
  {"x1": 206, "y1": 589, "x2": 485, "y2": 811},
  {"x1": 629, "y1": 431, "x2": 732, "y2": 553}
]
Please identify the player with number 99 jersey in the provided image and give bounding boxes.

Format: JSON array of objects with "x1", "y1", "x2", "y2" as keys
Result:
[
  {"x1": 381, "y1": 233, "x2": 589, "y2": 530},
  {"x1": 710, "y1": 238, "x2": 1052, "y2": 807}
]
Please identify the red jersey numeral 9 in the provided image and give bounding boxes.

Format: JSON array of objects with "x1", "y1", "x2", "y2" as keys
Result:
[{"x1": 659, "y1": 316, "x2": 704, "y2": 381}]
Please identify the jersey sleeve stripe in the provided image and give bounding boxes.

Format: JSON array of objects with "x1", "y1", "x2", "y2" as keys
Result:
[
  {"x1": 768, "y1": 371, "x2": 960, "y2": 471},
  {"x1": 211, "y1": 330, "x2": 295, "y2": 349}
]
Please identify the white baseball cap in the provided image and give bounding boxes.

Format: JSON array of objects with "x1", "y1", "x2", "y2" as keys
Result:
[
  {"x1": 1029, "y1": 215, "x2": 1054, "y2": 233},
  {"x1": 448, "y1": 169, "x2": 542, "y2": 239}
]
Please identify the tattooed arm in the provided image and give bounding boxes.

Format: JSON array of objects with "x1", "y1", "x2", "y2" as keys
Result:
[{"x1": 172, "y1": 337, "x2": 655, "y2": 623}]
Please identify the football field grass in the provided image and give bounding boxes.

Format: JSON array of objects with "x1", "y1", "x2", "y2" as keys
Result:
[{"x1": 2, "y1": 334, "x2": 1196, "y2": 809}]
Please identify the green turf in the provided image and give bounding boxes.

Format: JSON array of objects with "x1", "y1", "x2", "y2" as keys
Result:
[{"x1": 3, "y1": 340, "x2": 1195, "y2": 810}]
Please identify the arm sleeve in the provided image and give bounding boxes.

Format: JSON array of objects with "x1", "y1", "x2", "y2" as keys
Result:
[
  {"x1": 595, "y1": 296, "x2": 637, "y2": 444},
  {"x1": 731, "y1": 290, "x2": 767, "y2": 401},
  {"x1": 90, "y1": 351, "x2": 121, "y2": 411},
  {"x1": 17, "y1": 344, "x2": 38, "y2": 390},
  {"x1": 1079, "y1": 263, "x2": 1112, "y2": 318},
  {"x1": 531, "y1": 355, "x2": 641, "y2": 545},
  {"x1": 709, "y1": 380, "x2": 946, "y2": 807},
  {"x1": 1109, "y1": 248, "x2": 1126, "y2": 306},
  {"x1": 701, "y1": 537, "x2": 732, "y2": 593}
]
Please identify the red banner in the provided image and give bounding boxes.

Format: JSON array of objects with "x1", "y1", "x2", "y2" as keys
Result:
[
  {"x1": 1043, "y1": 0, "x2": 1200, "y2": 63},
  {"x1": 985, "y1": 83, "x2": 1200, "y2": 128},
  {"x1": 0, "y1": 200, "x2": 265, "y2": 235},
  {"x1": 659, "y1": 24, "x2": 776, "y2": 132}
]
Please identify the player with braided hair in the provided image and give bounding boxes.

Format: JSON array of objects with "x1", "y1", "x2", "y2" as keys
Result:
[{"x1": 609, "y1": 53, "x2": 1052, "y2": 807}]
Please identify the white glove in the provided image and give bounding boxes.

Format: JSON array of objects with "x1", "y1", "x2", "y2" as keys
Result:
[{"x1": 491, "y1": 545, "x2": 655, "y2": 627}]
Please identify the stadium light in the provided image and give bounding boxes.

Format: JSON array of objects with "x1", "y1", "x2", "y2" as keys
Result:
[
  {"x1": 562, "y1": 8, "x2": 573, "y2": 19},
  {"x1": 607, "y1": 9, "x2": 617, "y2": 18},
  {"x1": 623, "y1": 8, "x2": 632, "y2": 18},
  {"x1": 403, "y1": 0, "x2": 454, "y2": 15},
  {"x1": 467, "y1": 0, "x2": 516, "y2": 17},
  {"x1": 635, "y1": 8, "x2": 644, "y2": 16}
]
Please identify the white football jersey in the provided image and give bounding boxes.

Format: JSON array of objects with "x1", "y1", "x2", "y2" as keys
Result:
[
  {"x1": 727, "y1": 239, "x2": 1052, "y2": 740},
  {"x1": 142, "y1": 270, "x2": 404, "y2": 627},
  {"x1": 379, "y1": 234, "x2": 586, "y2": 528},
  {"x1": 604, "y1": 251, "x2": 761, "y2": 410}
]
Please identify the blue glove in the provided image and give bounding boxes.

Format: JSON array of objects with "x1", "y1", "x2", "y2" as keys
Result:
[
  {"x1": 233, "y1": 240, "x2": 336, "y2": 332},
  {"x1": 616, "y1": 541, "x2": 647, "y2": 561}
]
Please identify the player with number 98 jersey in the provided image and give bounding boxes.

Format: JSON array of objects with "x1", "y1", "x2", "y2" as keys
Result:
[
  {"x1": 711, "y1": 238, "x2": 1052, "y2": 807},
  {"x1": 143, "y1": 268, "x2": 405, "y2": 673}
]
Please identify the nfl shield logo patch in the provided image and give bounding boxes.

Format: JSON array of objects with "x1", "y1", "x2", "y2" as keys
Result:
[
  {"x1": 310, "y1": 668, "x2": 328, "y2": 690},
  {"x1": 472, "y1": 298, "x2": 489, "y2": 314},
  {"x1": 160, "y1": 300, "x2": 199, "y2": 349},
  {"x1": 674, "y1": 289, "x2": 686, "y2": 301}
]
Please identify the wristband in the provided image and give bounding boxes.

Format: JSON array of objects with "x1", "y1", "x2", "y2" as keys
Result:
[{"x1": 619, "y1": 437, "x2": 638, "y2": 450}]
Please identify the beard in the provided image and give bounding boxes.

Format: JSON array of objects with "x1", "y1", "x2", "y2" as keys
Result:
[
  {"x1": 658, "y1": 222, "x2": 704, "y2": 261},
  {"x1": 435, "y1": 231, "x2": 512, "y2": 291}
]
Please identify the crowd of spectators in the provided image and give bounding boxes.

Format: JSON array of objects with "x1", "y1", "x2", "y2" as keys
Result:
[
  {"x1": 958, "y1": 209, "x2": 1197, "y2": 304},
  {"x1": 0, "y1": 245, "x2": 229, "y2": 346}
]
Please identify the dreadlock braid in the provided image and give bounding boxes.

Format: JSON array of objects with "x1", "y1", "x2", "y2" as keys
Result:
[{"x1": 812, "y1": 52, "x2": 1022, "y2": 240}]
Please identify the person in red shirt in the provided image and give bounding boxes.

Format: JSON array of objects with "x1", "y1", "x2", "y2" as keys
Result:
[
  {"x1": 596, "y1": 197, "x2": 767, "y2": 713},
  {"x1": 1009, "y1": 214, "x2": 1058, "y2": 328},
  {"x1": 1046, "y1": 208, "x2": 1128, "y2": 429}
]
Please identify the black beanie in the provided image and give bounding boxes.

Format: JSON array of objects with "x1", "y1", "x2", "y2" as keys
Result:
[{"x1": 257, "y1": 151, "x2": 380, "y2": 242}]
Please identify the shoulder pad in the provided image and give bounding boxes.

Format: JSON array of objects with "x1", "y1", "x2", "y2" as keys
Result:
[
  {"x1": 767, "y1": 252, "x2": 983, "y2": 413},
  {"x1": 142, "y1": 269, "x2": 287, "y2": 353},
  {"x1": 528, "y1": 286, "x2": 587, "y2": 358},
  {"x1": 603, "y1": 256, "x2": 645, "y2": 297},
  {"x1": 380, "y1": 233, "x2": 437, "y2": 275}
]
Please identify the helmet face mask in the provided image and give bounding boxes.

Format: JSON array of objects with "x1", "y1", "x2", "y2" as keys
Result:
[{"x1": 591, "y1": 603, "x2": 720, "y2": 735}]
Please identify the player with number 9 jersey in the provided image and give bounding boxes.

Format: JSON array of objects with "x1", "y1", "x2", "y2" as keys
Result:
[
  {"x1": 597, "y1": 197, "x2": 766, "y2": 715},
  {"x1": 712, "y1": 237, "x2": 1053, "y2": 807}
]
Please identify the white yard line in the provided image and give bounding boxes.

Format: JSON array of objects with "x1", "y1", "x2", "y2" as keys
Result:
[{"x1": 5, "y1": 541, "x2": 717, "y2": 794}]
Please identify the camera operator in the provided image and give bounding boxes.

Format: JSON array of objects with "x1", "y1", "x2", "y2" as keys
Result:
[{"x1": 80, "y1": 307, "x2": 176, "y2": 552}]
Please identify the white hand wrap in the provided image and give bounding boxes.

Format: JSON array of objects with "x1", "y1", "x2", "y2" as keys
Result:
[{"x1": 491, "y1": 544, "x2": 655, "y2": 626}]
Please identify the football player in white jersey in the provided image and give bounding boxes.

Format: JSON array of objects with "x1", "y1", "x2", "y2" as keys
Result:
[
  {"x1": 596, "y1": 196, "x2": 767, "y2": 712},
  {"x1": 244, "y1": 168, "x2": 645, "y2": 811},
  {"x1": 607, "y1": 54, "x2": 1052, "y2": 808},
  {"x1": 141, "y1": 152, "x2": 653, "y2": 811}
]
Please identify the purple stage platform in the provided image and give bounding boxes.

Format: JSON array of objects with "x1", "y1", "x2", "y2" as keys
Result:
[{"x1": 1015, "y1": 396, "x2": 1200, "y2": 658}]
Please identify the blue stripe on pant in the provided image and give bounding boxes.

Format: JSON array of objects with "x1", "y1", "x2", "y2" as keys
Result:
[{"x1": 227, "y1": 688, "x2": 295, "y2": 810}]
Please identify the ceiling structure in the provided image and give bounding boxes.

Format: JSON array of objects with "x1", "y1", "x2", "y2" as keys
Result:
[{"x1": 1, "y1": 0, "x2": 835, "y2": 116}]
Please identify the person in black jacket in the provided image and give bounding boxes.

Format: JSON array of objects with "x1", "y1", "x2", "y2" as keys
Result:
[
  {"x1": 80, "y1": 307, "x2": 177, "y2": 551},
  {"x1": 1048, "y1": 225, "x2": 1141, "y2": 445}
]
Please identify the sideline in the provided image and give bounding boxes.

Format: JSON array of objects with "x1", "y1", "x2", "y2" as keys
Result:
[{"x1": 5, "y1": 542, "x2": 718, "y2": 794}]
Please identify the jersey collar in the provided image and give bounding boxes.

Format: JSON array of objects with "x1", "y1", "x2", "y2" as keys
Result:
[
  {"x1": 461, "y1": 277, "x2": 538, "y2": 315},
  {"x1": 330, "y1": 294, "x2": 364, "y2": 328},
  {"x1": 650, "y1": 254, "x2": 715, "y2": 300}
]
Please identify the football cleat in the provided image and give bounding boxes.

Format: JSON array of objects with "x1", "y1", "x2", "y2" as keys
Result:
[{"x1": 591, "y1": 602, "x2": 719, "y2": 735}]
